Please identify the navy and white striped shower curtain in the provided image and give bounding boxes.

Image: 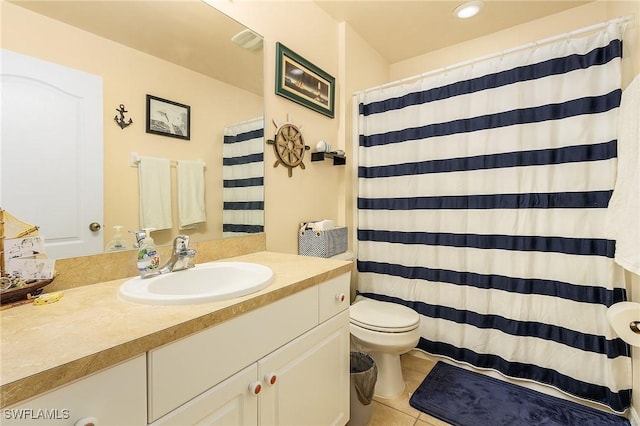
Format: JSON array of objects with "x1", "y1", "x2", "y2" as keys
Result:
[
  {"x1": 356, "y1": 23, "x2": 631, "y2": 412},
  {"x1": 222, "y1": 117, "x2": 264, "y2": 237}
]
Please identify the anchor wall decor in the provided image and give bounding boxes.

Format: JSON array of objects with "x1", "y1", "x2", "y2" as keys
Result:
[{"x1": 114, "y1": 104, "x2": 133, "y2": 129}]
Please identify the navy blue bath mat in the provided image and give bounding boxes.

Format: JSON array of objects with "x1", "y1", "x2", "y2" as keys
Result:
[{"x1": 409, "y1": 362, "x2": 630, "y2": 426}]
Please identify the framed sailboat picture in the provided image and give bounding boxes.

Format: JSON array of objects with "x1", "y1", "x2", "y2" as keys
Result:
[{"x1": 275, "y1": 43, "x2": 335, "y2": 118}]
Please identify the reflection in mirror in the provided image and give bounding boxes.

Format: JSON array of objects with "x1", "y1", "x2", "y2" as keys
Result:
[
  {"x1": 222, "y1": 117, "x2": 265, "y2": 237},
  {"x1": 1, "y1": 1, "x2": 264, "y2": 260}
]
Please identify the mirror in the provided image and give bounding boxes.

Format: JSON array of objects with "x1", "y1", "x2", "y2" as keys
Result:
[{"x1": 3, "y1": 1, "x2": 264, "y2": 259}]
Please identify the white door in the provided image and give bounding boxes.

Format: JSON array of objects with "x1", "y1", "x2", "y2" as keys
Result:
[{"x1": 1, "y1": 49, "x2": 103, "y2": 259}]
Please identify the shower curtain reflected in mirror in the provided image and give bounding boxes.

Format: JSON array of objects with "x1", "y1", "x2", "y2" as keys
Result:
[
  {"x1": 356, "y1": 22, "x2": 631, "y2": 413},
  {"x1": 222, "y1": 117, "x2": 265, "y2": 237}
]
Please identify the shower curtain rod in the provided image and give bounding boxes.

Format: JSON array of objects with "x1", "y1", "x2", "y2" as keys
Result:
[{"x1": 354, "y1": 15, "x2": 634, "y2": 96}]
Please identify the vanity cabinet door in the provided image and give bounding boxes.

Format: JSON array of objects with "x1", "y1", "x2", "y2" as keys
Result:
[
  {"x1": 2, "y1": 355, "x2": 146, "y2": 426},
  {"x1": 258, "y1": 310, "x2": 350, "y2": 426},
  {"x1": 150, "y1": 364, "x2": 258, "y2": 426},
  {"x1": 148, "y1": 286, "x2": 318, "y2": 422}
]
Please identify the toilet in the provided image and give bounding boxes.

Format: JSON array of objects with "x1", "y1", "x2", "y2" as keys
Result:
[
  {"x1": 349, "y1": 298, "x2": 421, "y2": 399},
  {"x1": 329, "y1": 251, "x2": 421, "y2": 399}
]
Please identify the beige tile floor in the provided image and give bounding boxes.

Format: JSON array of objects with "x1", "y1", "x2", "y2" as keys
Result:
[
  {"x1": 364, "y1": 351, "x2": 629, "y2": 426},
  {"x1": 364, "y1": 351, "x2": 451, "y2": 426}
]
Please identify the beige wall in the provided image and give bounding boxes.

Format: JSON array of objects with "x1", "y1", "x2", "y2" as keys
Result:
[
  {"x1": 340, "y1": 21, "x2": 390, "y2": 247},
  {"x1": 1, "y1": 1, "x2": 263, "y2": 248}
]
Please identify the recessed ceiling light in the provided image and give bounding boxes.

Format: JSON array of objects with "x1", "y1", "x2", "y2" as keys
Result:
[{"x1": 453, "y1": 0, "x2": 484, "y2": 19}]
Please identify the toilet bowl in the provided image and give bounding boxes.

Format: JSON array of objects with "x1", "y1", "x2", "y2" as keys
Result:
[{"x1": 350, "y1": 298, "x2": 420, "y2": 399}]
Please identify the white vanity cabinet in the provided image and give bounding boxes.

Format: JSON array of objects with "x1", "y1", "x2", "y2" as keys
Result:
[
  {"x1": 2, "y1": 355, "x2": 147, "y2": 426},
  {"x1": 149, "y1": 273, "x2": 350, "y2": 426}
]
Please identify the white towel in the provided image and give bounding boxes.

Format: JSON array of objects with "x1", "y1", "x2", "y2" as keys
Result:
[
  {"x1": 605, "y1": 74, "x2": 640, "y2": 274},
  {"x1": 177, "y1": 160, "x2": 206, "y2": 229},
  {"x1": 138, "y1": 156, "x2": 172, "y2": 230}
]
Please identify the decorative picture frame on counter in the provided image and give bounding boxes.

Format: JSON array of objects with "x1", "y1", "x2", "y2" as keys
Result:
[
  {"x1": 146, "y1": 94, "x2": 191, "y2": 140},
  {"x1": 275, "y1": 43, "x2": 335, "y2": 118}
]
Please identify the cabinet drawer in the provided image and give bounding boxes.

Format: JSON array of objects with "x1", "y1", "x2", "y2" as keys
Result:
[
  {"x1": 4, "y1": 355, "x2": 146, "y2": 426},
  {"x1": 318, "y1": 273, "x2": 350, "y2": 323},
  {"x1": 148, "y1": 286, "x2": 318, "y2": 422}
]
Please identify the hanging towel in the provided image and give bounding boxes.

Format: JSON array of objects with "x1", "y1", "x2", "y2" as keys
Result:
[
  {"x1": 138, "y1": 156, "x2": 172, "y2": 230},
  {"x1": 605, "y1": 74, "x2": 640, "y2": 274},
  {"x1": 177, "y1": 160, "x2": 206, "y2": 229}
]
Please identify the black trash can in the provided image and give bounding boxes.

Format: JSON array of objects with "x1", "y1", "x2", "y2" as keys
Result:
[{"x1": 349, "y1": 351, "x2": 378, "y2": 426}]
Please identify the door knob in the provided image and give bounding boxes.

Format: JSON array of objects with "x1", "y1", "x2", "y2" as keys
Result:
[
  {"x1": 89, "y1": 222, "x2": 102, "y2": 232},
  {"x1": 74, "y1": 417, "x2": 98, "y2": 426}
]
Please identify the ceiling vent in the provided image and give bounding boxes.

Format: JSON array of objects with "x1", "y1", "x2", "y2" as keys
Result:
[{"x1": 231, "y1": 29, "x2": 263, "y2": 52}]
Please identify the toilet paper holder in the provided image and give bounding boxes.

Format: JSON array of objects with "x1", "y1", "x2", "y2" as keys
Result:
[{"x1": 606, "y1": 301, "x2": 640, "y2": 347}]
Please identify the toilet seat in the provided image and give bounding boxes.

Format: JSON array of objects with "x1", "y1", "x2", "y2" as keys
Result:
[{"x1": 350, "y1": 299, "x2": 419, "y2": 333}]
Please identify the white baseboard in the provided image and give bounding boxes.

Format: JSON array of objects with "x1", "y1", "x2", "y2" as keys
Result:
[{"x1": 630, "y1": 405, "x2": 640, "y2": 426}]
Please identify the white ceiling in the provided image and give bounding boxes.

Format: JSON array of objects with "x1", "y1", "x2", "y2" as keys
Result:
[
  {"x1": 315, "y1": 0, "x2": 593, "y2": 63},
  {"x1": 7, "y1": 0, "x2": 264, "y2": 95},
  {"x1": 8, "y1": 0, "x2": 594, "y2": 92}
]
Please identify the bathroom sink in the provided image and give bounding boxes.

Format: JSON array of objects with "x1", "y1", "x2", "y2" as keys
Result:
[{"x1": 118, "y1": 262, "x2": 274, "y2": 305}]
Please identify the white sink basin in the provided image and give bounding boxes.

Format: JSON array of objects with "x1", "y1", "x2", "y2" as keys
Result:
[{"x1": 119, "y1": 262, "x2": 274, "y2": 305}]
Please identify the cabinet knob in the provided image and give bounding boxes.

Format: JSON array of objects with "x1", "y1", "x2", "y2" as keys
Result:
[
  {"x1": 265, "y1": 372, "x2": 277, "y2": 385},
  {"x1": 249, "y1": 381, "x2": 262, "y2": 396},
  {"x1": 75, "y1": 417, "x2": 98, "y2": 426},
  {"x1": 335, "y1": 293, "x2": 345, "y2": 303}
]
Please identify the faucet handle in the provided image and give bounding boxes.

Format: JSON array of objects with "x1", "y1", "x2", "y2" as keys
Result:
[
  {"x1": 174, "y1": 235, "x2": 190, "y2": 251},
  {"x1": 130, "y1": 230, "x2": 147, "y2": 248}
]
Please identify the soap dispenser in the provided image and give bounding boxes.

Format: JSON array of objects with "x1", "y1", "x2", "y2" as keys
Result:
[
  {"x1": 134, "y1": 229, "x2": 160, "y2": 276},
  {"x1": 105, "y1": 225, "x2": 129, "y2": 252}
]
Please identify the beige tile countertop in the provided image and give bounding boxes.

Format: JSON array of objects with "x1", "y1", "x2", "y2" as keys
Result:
[{"x1": 0, "y1": 251, "x2": 352, "y2": 408}]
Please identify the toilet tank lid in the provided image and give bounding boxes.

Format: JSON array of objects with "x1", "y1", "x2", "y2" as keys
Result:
[{"x1": 350, "y1": 299, "x2": 420, "y2": 330}]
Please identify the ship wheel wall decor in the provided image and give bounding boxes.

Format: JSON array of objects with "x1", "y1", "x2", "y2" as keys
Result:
[{"x1": 266, "y1": 116, "x2": 310, "y2": 177}]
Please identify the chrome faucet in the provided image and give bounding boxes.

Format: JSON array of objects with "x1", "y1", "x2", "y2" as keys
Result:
[{"x1": 159, "y1": 235, "x2": 197, "y2": 274}]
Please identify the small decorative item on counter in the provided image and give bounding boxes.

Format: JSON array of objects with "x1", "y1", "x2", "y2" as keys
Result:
[
  {"x1": 5, "y1": 258, "x2": 55, "y2": 280},
  {"x1": 0, "y1": 277, "x2": 11, "y2": 290},
  {"x1": 0, "y1": 209, "x2": 55, "y2": 306},
  {"x1": 0, "y1": 274, "x2": 55, "y2": 306},
  {"x1": 33, "y1": 291, "x2": 63, "y2": 305}
]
